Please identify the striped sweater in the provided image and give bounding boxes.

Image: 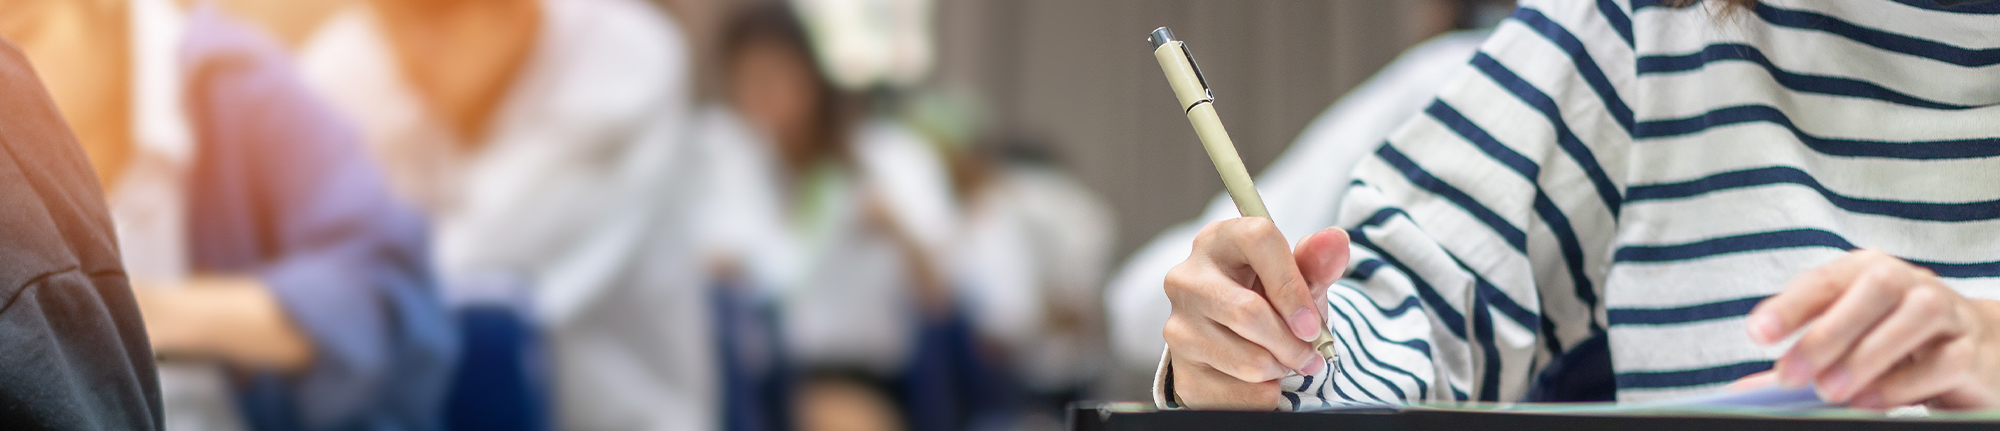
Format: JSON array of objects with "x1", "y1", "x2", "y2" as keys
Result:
[{"x1": 1225, "y1": 0, "x2": 2000, "y2": 409}]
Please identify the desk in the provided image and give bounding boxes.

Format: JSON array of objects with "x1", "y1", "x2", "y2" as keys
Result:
[{"x1": 1068, "y1": 402, "x2": 2000, "y2": 431}]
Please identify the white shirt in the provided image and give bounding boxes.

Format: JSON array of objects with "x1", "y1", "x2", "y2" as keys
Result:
[
  {"x1": 685, "y1": 105, "x2": 963, "y2": 376},
  {"x1": 956, "y1": 163, "x2": 1118, "y2": 391},
  {"x1": 686, "y1": 106, "x2": 799, "y2": 295},
  {"x1": 777, "y1": 119, "x2": 959, "y2": 375},
  {"x1": 298, "y1": 0, "x2": 706, "y2": 429}
]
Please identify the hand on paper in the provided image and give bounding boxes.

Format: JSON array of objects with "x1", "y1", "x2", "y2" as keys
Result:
[
  {"x1": 1162, "y1": 219, "x2": 1347, "y2": 409},
  {"x1": 1742, "y1": 249, "x2": 2000, "y2": 409}
]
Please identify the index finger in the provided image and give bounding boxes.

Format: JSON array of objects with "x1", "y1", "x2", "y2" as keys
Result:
[
  {"x1": 1747, "y1": 250, "x2": 1891, "y2": 345},
  {"x1": 1294, "y1": 227, "x2": 1351, "y2": 310},
  {"x1": 1205, "y1": 217, "x2": 1320, "y2": 343}
]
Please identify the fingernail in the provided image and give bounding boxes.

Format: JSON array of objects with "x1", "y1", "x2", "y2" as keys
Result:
[
  {"x1": 1288, "y1": 307, "x2": 1320, "y2": 341},
  {"x1": 1291, "y1": 350, "x2": 1317, "y2": 374},
  {"x1": 1748, "y1": 313, "x2": 1781, "y2": 344},
  {"x1": 1819, "y1": 367, "x2": 1853, "y2": 401},
  {"x1": 1297, "y1": 353, "x2": 1326, "y2": 376},
  {"x1": 1776, "y1": 352, "x2": 1813, "y2": 389},
  {"x1": 1850, "y1": 393, "x2": 1883, "y2": 409}
]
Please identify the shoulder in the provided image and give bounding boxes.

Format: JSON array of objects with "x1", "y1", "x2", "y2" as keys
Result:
[
  {"x1": 1514, "y1": 0, "x2": 1633, "y2": 39},
  {"x1": 0, "y1": 35, "x2": 157, "y2": 431},
  {"x1": 0, "y1": 37, "x2": 121, "y2": 280},
  {"x1": 180, "y1": 5, "x2": 299, "y2": 79},
  {"x1": 179, "y1": 4, "x2": 334, "y2": 118},
  {"x1": 1483, "y1": 0, "x2": 1638, "y2": 76}
]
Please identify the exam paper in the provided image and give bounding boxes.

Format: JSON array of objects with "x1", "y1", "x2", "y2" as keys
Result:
[
  {"x1": 1300, "y1": 386, "x2": 1854, "y2": 416},
  {"x1": 1634, "y1": 386, "x2": 1827, "y2": 410}
]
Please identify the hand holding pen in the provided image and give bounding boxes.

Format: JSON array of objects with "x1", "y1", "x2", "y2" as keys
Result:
[{"x1": 1150, "y1": 26, "x2": 1350, "y2": 409}]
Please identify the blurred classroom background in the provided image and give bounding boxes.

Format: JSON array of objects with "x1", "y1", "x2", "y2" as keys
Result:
[{"x1": 13, "y1": 0, "x2": 1496, "y2": 430}]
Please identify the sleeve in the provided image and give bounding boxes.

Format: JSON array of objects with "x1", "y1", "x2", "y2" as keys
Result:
[
  {"x1": 180, "y1": 9, "x2": 456, "y2": 429},
  {"x1": 1281, "y1": 0, "x2": 1637, "y2": 408},
  {"x1": 0, "y1": 38, "x2": 162, "y2": 427}
]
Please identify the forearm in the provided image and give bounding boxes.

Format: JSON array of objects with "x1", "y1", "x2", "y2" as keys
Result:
[{"x1": 135, "y1": 276, "x2": 314, "y2": 372}]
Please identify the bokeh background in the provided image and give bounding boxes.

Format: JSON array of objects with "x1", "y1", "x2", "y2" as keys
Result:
[{"x1": 4, "y1": 0, "x2": 1503, "y2": 430}]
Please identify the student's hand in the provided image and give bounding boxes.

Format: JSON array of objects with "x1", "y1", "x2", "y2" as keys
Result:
[
  {"x1": 133, "y1": 276, "x2": 315, "y2": 372},
  {"x1": 1163, "y1": 219, "x2": 1348, "y2": 409},
  {"x1": 1745, "y1": 249, "x2": 2000, "y2": 409}
]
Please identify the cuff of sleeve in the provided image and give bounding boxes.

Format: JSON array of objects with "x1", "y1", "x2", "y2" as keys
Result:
[
  {"x1": 260, "y1": 254, "x2": 388, "y2": 427},
  {"x1": 1153, "y1": 347, "x2": 1185, "y2": 410}
]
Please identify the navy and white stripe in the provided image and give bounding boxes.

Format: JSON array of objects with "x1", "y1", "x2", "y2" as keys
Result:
[{"x1": 1282, "y1": 0, "x2": 2000, "y2": 408}]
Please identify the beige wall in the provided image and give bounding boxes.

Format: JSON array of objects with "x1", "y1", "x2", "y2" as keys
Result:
[{"x1": 934, "y1": 0, "x2": 1452, "y2": 258}]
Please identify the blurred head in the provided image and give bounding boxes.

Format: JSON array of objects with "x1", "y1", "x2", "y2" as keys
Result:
[
  {"x1": 370, "y1": 0, "x2": 539, "y2": 146},
  {"x1": 722, "y1": 3, "x2": 841, "y2": 172}
]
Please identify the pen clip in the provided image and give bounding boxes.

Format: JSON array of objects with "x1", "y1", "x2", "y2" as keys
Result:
[
  {"x1": 1151, "y1": 27, "x2": 1215, "y2": 111},
  {"x1": 1178, "y1": 42, "x2": 1215, "y2": 105}
]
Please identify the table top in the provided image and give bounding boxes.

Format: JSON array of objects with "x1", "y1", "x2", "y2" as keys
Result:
[{"x1": 1068, "y1": 402, "x2": 2000, "y2": 431}]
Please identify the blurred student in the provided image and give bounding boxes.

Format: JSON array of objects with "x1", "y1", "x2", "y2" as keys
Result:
[
  {"x1": 687, "y1": 87, "x2": 798, "y2": 431},
  {"x1": 295, "y1": 0, "x2": 701, "y2": 429},
  {"x1": 1156, "y1": 0, "x2": 2000, "y2": 411},
  {"x1": 716, "y1": 4, "x2": 982, "y2": 430},
  {"x1": 944, "y1": 132, "x2": 1119, "y2": 421},
  {"x1": 0, "y1": 0, "x2": 453, "y2": 429},
  {"x1": 0, "y1": 36, "x2": 160, "y2": 430}
]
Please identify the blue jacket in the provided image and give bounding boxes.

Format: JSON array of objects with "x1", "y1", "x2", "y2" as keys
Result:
[{"x1": 178, "y1": 7, "x2": 455, "y2": 431}]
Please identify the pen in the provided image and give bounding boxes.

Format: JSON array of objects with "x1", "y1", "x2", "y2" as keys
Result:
[{"x1": 1149, "y1": 27, "x2": 1340, "y2": 362}]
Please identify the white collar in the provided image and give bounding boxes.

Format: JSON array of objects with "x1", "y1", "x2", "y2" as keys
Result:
[{"x1": 129, "y1": 0, "x2": 193, "y2": 169}]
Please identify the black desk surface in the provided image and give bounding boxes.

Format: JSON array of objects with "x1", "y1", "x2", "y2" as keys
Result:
[{"x1": 1069, "y1": 402, "x2": 2000, "y2": 431}]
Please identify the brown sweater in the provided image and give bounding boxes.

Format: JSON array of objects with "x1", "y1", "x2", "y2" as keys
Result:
[{"x1": 0, "y1": 37, "x2": 161, "y2": 430}]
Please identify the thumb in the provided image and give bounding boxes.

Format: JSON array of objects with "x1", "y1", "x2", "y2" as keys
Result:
[{"x1": 1294, "y1": 228, "x2": 1352, "y2": 312}]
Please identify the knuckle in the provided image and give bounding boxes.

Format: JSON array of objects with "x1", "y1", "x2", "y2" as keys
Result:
[
  {"x1": 1806, "y1": 265, "x2": 1843, "y2": 290},
  {"x1": 1948, "y1": 339, "x2": 1978, "y2": 370},
  {"x1": 1163, "y1": 316, "x2": 1194, "y2": 344},
  {"x1": 1221, "y1": 218, "x2": 1279, "y2": 245},
  {"x1": 1239, "y1": 216, "x2": 1278, "y2": 233},
  {"x1": 1216, "y1": 218, "x2": 1252, "y2": 238},
  {"x1": 1221, "y1": 292, "x2": 1266, "y2": 325},
  {"x1": 1952, "y1": 306, "x2": 1980, "y2": 336},
  {"x1": 1246, "y1": 219, "x2": 1285, "y2": 242},
  {"x1": 1225, "y1": 360, "x2": 1271, "y2": 382},
  {"x1": 1164, "y1": 264, "x2": 1201, "y2": 293},
  {"x1": 1268, "y1": 276, "x2": 1305, "y2": 299},
  {"x1": 1856, "y1": 248, "x2": 1894, "y2": 262},
  {"x1": 1195, "y1": 220, "x2": 1229, "y2": 244},
  {"x1": 1796, "y1": 325, "x2": 1836, "y2": 350},
  {"x1": 1859, "y1": 265, "x2": 1904, "y2": 292},
  {"x1": 1905, "y1": 287, "x2": 1948, "y2": 314}
]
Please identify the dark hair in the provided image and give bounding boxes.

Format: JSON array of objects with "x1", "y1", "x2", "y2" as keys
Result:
[
  {"x1": 720, "y1": 2, "x2": 815, "y2": 64},
  {"x1": 720, "y1": 2, "x2": 852, "y2": 159}
]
